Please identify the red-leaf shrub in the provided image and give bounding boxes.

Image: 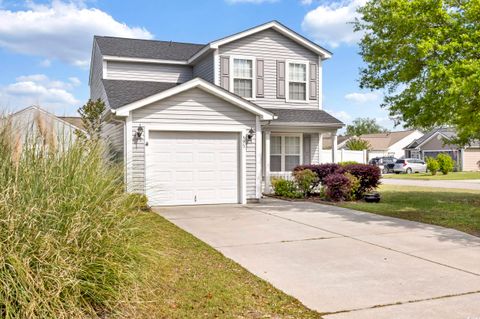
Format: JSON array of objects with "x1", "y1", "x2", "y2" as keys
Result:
[
  {"x1": 294, "y1": 164, "x2": 344, "y2": 188},
  {"x1": 323, "y1": 173, "x2": 352, "y2": 201},
  {"x1": 343, "y1": 164, "x2": 381, "y2": 198}
]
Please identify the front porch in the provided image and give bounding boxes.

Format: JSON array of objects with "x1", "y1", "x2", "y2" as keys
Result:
[{"x1": 262, "y1": 127, "x2": 339, "y2": 192}]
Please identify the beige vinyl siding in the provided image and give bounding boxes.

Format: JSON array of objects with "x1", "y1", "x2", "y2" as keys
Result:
[
  {"x1": 130, "y1": 88, "x2": 257, "y2": 199},
  {"x1": 193, "y1": 53, "x2": 214, "y2": 82},
  {"x1": 310, "y1": 133, "x2": 320, "y2": 164},
  {"x1": 218, "y1": 29, "x2": 320, "y2": 110},
  {"x1": 101, "y1": 120, "x2": 124, "y2": 163},
  {"x1": 463, "y1": 149, "x2": 480, "y2": 171},
  {"x1": 106, "y1": 61, "x2": 193, "y2": 83},
  {"x1": 90, "y1": 42, "x2": 109, "y2": 107}
]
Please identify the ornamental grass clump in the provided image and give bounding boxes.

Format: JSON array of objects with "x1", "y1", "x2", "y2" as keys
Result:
[{"x1": 0, "y1": 118, "x2": 143, "y2": 318}]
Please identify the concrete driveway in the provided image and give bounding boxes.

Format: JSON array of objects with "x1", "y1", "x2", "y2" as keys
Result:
[
  {"x1": 382, "y1": 178, "x2": 480, "y2": 190},
  {"x1": 156, "y1": 198, "x2": 480, "y2": 318}
]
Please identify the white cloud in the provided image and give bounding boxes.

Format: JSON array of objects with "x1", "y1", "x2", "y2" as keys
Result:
[
  {"x1": 39, "y1": 59, "x2": 52, "y2": 67},
  {"x1": 325, "y1": 109, "x2": 352, "y2": 123},
  {"x1": 0, "y1": 74, "x2": 80, "y2": 109},
  {"x1": 300, "y1": 0, "x2": 313, "y2": 5},
  {"x1": 226, "y1": 0, "x2": 278, "y2": 3},
  {"x1": 0, "y1": 1, "x2": 153, "y2": 67},
  {"x1": 344, "y1": 92, "x2": 379, "y2": 104},
  {"x1": 302, "y1": 0, "x2": 366, "y2": 48}
]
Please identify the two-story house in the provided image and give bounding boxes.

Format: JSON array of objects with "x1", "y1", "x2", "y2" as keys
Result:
[{"x1": 89, "y1": 21, "x2": 344, "y2": 206}]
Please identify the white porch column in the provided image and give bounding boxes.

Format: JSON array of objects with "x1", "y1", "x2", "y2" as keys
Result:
[
  {"x1": 318, "y1": 133, "x2": 324, "y2": 164},
  {"x1": 265, "y1": 131, "x2": 271, "y2": 193},
  {"x1": 255, "y1": 117, "x2": 262, "y2": 199},
  {"x1": 332, "y1": 133, "x2": 338, "y2": 163}
]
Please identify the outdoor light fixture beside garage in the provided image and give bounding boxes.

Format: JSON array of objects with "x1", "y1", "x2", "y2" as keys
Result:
[
  {"x1": 246, "y1": 128, "x2": 255, "y2": 144},
  {"x1": 135, "y1": 125, "x2": 144, "y2": 139}
]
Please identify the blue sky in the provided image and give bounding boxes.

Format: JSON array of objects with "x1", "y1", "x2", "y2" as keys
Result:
[{"x1": 0, "y1": 0, "x2": 396, "y2": 130}]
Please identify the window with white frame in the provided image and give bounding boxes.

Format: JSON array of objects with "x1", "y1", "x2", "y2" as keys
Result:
[
  {"x1": 233, "y1": 58, "x2": 254, "y2": 98},
  {"x1": 270, "y1": 135, "x2": 302, "y2": 172},
  {"x1": 287, "y1": 62, "x2": 307, "y2": 101}
]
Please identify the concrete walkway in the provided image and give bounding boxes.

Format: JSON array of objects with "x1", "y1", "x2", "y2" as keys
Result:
[
  {"x1": 382, "y1": 178, "x2": 480, "y2": 191},
  {"x1": 156, "y1": 199, "x2": 480, "y2": 318}
]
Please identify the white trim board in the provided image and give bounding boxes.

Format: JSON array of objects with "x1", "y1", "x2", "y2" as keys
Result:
[
  {"x1": 113, "y1": 78, "x2": 275, "y2": 120},
  {"x1": 189, "y1": 21, "x2": 332, "y2": 63}
]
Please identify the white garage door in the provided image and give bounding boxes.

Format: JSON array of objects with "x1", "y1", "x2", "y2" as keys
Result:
[{"x1": 146, "y1": 131, "x2": 239, "y2": 206}]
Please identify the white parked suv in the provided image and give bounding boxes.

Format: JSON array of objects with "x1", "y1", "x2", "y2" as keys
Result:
[{"x1": 393, "y1": 158, "x2": 427, "y2": 174}]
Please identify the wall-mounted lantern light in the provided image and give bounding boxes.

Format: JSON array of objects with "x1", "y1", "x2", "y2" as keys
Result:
[
  {"x1": 135, "y1": 125, "x2": 144, "y2": 139},
  {"x1": 246, "y1": 128, "x2": 255, "y2": 144}
]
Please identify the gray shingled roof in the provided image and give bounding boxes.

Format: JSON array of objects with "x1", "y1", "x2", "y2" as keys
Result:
[
  {"x1": 269, "y1": 108, "x2": 343, "y2": 125},
  {"x1": 406, "y1": 127, "x2": 480, "y2": 149},
  {"x1": 95, "y1": 36, "x2": 205, "y2": 61},
  {"x1": 103, "y1": 80, "x2": 178, "y2": 109}
]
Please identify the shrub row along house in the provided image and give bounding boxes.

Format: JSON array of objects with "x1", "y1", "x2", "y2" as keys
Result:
[{"x1": 89, "y1": 21, "x2": 345, "y2": 206}]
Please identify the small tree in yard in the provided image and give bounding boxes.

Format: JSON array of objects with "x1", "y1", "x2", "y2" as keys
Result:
[
  {"x1": 425, "y1": 157, "x2": 439, "y2": 175},
  {"x1": 76, "y1": 99, "x2": 106, "y2": 140},
  {"x1": 346, "y1": 118, "x2": 387, "y2": 136},
  {"x1": 437, "y1": 154, "x2": 455, "y2": 175},
  {"x1": 345, "y1": 138, "x2": 371, "y2": 151}
]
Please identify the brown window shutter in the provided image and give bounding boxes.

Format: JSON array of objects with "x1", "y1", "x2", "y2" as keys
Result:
[
  {"x1": 276, "y1": 60, "x2": 285, "y2": 99},
  {"x1": 256, "y1": 59, "x2": 264, "y2": 98},
  {"x1": 309, "y1": 62, "x2": 317, "y2": 100},
  {"x1": 220, "y1": 56, "x2": 230, "y2": 90}
]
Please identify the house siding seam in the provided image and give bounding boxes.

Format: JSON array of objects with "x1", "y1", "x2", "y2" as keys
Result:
[
  {"x1": 217, "y1": 29, "x2": 320, "y2": 109},
  {"x1": 193, "y1": 53, "x2": 214, "y2": 82},
  {"x1": 130, "y1": 88, "x2": 257, "y2": 199},
  {"x1": 106, "y1": 61, "x2": 193, "y2": 83}
]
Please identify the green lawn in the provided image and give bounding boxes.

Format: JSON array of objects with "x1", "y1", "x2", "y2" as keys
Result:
[
  {"x1": 339, "y1": 185, "x2": 480, "y2": 236},
  {"x1": 122, "y1": 211, "x2": 320, "y2": 319},
  {"x1": 382, "y1": 171, "x2": 480, "y2": 180}
]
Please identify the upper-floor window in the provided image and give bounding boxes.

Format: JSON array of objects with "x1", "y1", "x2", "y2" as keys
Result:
[
  {"x1": 287, "y1": 62, "x2": 308, "y2": 102},
  {"x1": 232, "y1": 57, "x2": 254, "y2": 99}
]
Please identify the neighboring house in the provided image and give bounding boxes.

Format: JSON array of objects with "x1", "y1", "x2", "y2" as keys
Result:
[
  {"x1": 339, "y1": 130, "x2": 424, "y2": 160},
  {"x1": 404, "y1": 128, "x2": 480, "y2": 171},
  {"x1": 89, "y1": 20, "x2": 344, "y2": 206},
  {"x1": 4, "y1": 106, "x2": 84, "y2": 146}
]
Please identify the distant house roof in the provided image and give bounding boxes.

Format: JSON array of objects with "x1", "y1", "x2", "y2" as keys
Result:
[
  {"x1": 323, "y1": 135, "x2": 349, "y2": 149},
  {"x1": 405, "y1": 127, "x2": 480, "y2": 149},
  {"x1": 103, "y1": 79, "x2": 178, "y2": 110},
  {"x1": 355, "y1": 130, "x2": 419, "y2": 150},
  {"x1": 268, "y1": 108, "x2": 344, "y2": 126},
  {"x1": 58, "y1": 116, "x2": 83, "y2": 130},
  {"x1": 95, "y1": 36, "x2": 205, "y2": 61}
]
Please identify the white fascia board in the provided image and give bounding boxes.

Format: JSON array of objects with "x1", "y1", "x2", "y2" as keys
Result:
[
  {"x1": 103, "y1": 55, "x2": 189, "y2": 65},
  {"x1": 210, "y1": 22, "x2": 332, "y2": 60},
  {"x1": 189, "y1": 22, "x2": 332, "y2": 64},
  {"x1": 113, "y1": 78, "x2": 275, "y2": 120}
]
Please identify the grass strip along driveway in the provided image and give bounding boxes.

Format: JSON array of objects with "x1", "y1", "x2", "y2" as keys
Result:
[
  {"x1": 340, "y1": 185, "x2": 480, "y2": 237},
  {"x1": 382, "y1": 171, "x2": 480, "y2": 180},
  {"x1": 127, "y1": 211, "x2": 320, "y2": 319}
]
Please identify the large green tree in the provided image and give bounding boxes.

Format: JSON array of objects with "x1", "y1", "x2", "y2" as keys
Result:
[
  {"x1": 346, "y1": 117, "x2": 387, "y2": 136},
  {"x1": 354, "y1": 0, "x2": 480, "y2": 145}
]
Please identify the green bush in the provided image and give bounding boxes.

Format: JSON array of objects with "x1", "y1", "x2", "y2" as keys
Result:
[
  {"x1": 437, "y1": 153, "x2": 455, "y2": 175},
  {"x1": 0, "y1": 122, "x2": 142, "y2": 318},
  {"x1": 292, "y1": 169, "x2": 318, "y2": 197},
  {"x1": 425, "y1": 157, "x2": 439, "y2": 175},
  {"x1": 271, "y1": 178, "x2": 302, "y2": 198},
  {"x1": 344, "y1": 172, "x2": 361, "y2": 200},
  {"x1": 339, "y1": 161, "x2": 360, "y2": 166}
]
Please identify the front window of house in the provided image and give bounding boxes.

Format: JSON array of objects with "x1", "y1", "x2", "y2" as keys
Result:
[
  {"x1": 270, "y1": 135, "x2": 302, "y2": 172},
  {"x1": 233, "y1": 58, "x2": 253, "y2": 98},
  {"x1": 288, "y1": 62, "x2": 307, "y2": 101}
]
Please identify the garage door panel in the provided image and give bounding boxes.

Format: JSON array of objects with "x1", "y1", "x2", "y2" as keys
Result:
[{"x1": 146, "y1": 131, "x2": 239, "y2": 206}]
